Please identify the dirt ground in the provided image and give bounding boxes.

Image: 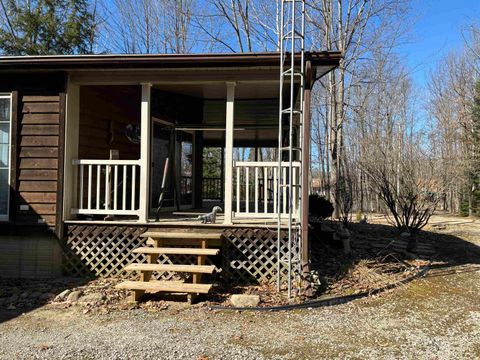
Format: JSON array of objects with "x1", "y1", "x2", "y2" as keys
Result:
[{"x1": 0, "y1": 214, "x2": 479, "y2": 359}]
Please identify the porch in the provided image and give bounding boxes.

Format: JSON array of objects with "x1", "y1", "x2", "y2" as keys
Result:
[{"x1": 63, "y1": 81, "x2": 303, "y2": 226}]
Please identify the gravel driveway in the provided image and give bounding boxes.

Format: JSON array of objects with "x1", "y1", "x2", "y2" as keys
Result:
[{"x1": 1, "y1": 216, "x2": 479, "y2": 359}]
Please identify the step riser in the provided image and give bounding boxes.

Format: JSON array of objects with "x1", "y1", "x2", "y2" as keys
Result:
[
  {"x1": 141, "y1": 231, "x2": 222, "y2": 240},
  {"x1": 146, "y1": 238, "x2": 223, "y2": 247},
  {"x1": 133, "y1": 247, "x2": 219, "y2": 256}
]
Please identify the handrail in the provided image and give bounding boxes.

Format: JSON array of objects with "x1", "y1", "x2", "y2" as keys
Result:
[{"x1": 73, "y1": 159, "x2": 140, "y2": 165}]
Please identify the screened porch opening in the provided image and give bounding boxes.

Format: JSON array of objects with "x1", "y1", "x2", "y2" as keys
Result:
[{"x1": 66, "y1": 81, "x2": 302, "y2": 224}]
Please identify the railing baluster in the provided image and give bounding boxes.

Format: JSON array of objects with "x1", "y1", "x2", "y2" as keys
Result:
[
  {"x1": 79, "y1": 164, "x2": 84, "y2": 210},
  {"x1": 122, "y1": 165, "x2": 127, "y2": 210},
  {"x1": 236, "y1": 166, "x2": 240, "y2": 213},
  {"x1": 245, "y1": 167, "x2": 250, "y2": 213},
  {"x1": 113, "y1": 165, "x2": 118, "y2": 210},
  {"x1": 255, "y1": 166, "x2": 259, "y2": 214},
  {"x1": 282, "y1": 166, "x2": 287, "y2": 214},
  {"x1": 292, "y1": 166, "x2": 297, "y2": 215},
  {"x1": 105, "y1": 165, "x2": 110, "y2": 210},
  {"x1": 273, "y1": 166, "x2": 277, "y2": 215},
  {"x1": 131, "y1": 165, "x2": 136, "y2": 211},
  {"x1": 87, "y1": 165, "x2": 92, "y2": 210},
  {"x1": 96, "y1": 165, "x2": 101, "y2": 210},
  {"x1": 264, "y1": 166, "x2": 268, "y2": 214}
]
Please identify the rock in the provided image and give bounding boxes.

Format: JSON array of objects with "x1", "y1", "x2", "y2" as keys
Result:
[
  {"x1": 230, "y1": 294, "x2": 260, "y2": 308},
  {"x1": 55, "y1": 289, "x2": 71, "y2": 302},
  {"x1": 79, "y1": 292, "x2": 105, "y2": 304},
  {"x1": 6, "y1": 304, "x2": 16, "y2": 310},
  {"x1": 66, "y1": 290, "x2": 82, "y2": 303},
  {"x1": 20, "y1": 292, "x2": 29, "y2": 299}
]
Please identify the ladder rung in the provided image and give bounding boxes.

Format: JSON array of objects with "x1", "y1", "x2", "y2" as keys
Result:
[
  {"x1": 282, "y1": 69, "x2": 304, "y2": 77},
  {"x1": 279, "y1": 184, "x2": 302, "y2": 187},
  {"x1": 280, "y1": 147, "x2": 302, "y2": 152},
  {"x1": 281, "y1": 108, "x2": 303, "y2": 115}
]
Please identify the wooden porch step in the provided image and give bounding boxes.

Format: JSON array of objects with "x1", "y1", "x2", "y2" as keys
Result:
[
  {"x1": 115, "y1": 280, "x2": 212, "y2": 294},
  {"x1": 141, "y1": 231, "x2": 222, "y2": 240},
  {"x1": 133, "y1": 247, "x2": 219, "y2": 256},
  {"x1": 125, "y1": 263, "x2": 215, "y2": 274}
]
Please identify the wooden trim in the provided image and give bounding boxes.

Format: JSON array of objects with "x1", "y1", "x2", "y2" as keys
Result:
[
  {"x1": 139, "y1": 83, "x2": 151, "y2": 222},
  {"x1": 301, "y1": 60, "x2": 313, "y2": 271},
  {"x1": 55, "y1": 91, "x2": 66, "y2": 238},
  {"x1": 9, "y1": 91, "x2": 18, "y2": 223},
  {"x1": 223, "y1": 82, "x2": 235, "y2": 224},
  {"x1": 62, "y1": 81, "x2": 80, "y2": 222}
]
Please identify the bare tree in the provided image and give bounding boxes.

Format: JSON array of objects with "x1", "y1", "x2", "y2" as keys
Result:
[
  {"x1": 309, "y1": 0, "x2": 412, "y2": 218},
  {"x1": 101, "y1": 0, "x2": 196, "y2": 54}
]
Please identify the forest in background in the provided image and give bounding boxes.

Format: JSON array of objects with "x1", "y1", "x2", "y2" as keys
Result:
[{"x1": 0, "y1": 0, "x2": 478, "y2": 222}]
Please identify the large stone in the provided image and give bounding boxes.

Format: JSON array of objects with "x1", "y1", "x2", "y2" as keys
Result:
[
  {"x1": 66, "y1": 290, "x2": 82, "y2": 303},
  {"x1": 230, "y1": 294, "x2": 260, "y2": 308},
  {"x1": 79, "y1": 292, "x2": 105, "y2": 304},
  {"x1": 55, "y1": 289, "x2": 71, "y2": 302}
]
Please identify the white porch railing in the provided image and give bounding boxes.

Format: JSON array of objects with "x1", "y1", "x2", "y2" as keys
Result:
[
  {"x1": 72, "y1": 159, "x2": 141, "y2": 216},
  {"x1": 233, "y1": 161, "x2": 301, "y2": 219}
]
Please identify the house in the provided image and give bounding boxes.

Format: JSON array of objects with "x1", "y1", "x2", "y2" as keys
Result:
[{"x1": 0, "y1": 52, "x2": 340, "y2": 299}]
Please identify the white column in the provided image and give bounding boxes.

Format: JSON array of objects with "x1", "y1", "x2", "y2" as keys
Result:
[
  {"x1": 63, "y1": 79, "x2": 79, "y2": 221},
  {"x1": 224, "y1": 82, "x2": 236, "y2": 224},
  {"x1": 139, "y1": 83, "x2": 152, "y2": 222}
]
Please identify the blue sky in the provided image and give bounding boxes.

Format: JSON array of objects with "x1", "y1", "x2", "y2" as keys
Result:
[{"x1": 399, "y1": 0, "x2": 480, "y2": 87}]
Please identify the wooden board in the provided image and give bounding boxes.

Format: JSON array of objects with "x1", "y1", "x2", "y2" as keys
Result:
[
  {"x1": 19, "y1": 170, "x2": 58, "y2": 181},
  {"x1": 124, "y1": 263, "x2": 215, "y2": 274},
  {"x1": 115, "y1": 280, "x2": 212, "y2": 294},
  {"x1": 141, "y1": 231, "x2": 222, "y2": 240},
  {"x1": 19, "y1": 147, "x2": 58, "y2": 158},
  {"x1": 133, "y1": 247, "x2": 219, "y2": 256}
]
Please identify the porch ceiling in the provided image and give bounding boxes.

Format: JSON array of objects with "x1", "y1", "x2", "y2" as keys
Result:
[{"x1": 153, "y1": 81, "x2": 279, "y2": 99}]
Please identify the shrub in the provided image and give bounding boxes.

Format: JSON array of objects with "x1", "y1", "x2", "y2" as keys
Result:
[{"x1": 309, "y1": 194, "x2": 334, "y2": 219}]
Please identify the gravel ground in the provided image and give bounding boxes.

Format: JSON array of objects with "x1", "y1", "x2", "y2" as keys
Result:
[{"x1": 1, "y1": 216, "x2": 479, "y2": 360}]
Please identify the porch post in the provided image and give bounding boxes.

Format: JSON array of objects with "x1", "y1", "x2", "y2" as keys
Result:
[
  {"x1": 63, "y1": 79, "x2": 80, "y2": 222},
  {"x1": 224, "y1": 82, "x2": 236, "y2": 224},
  {"x1": 139, "y1": 83, "x2": 152, "y2": 222},
  {"x1": 301, "y1": 61, "x2": 313, "y2": 274}
]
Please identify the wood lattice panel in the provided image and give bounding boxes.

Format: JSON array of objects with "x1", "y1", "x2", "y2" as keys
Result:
[
  {"x1": 64, "y1": 225, "x2": 148, "y2": 277},
  {"x1": 64, "y1": 224, "x2": 297, "y2": 284},
  {"x1": 222, "y1": 228, "x2": 295, "y2": 283}
]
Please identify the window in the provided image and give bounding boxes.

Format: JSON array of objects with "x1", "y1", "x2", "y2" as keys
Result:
[{"x1": 0, "y1": 94, "x2": 11, "y2": 221}]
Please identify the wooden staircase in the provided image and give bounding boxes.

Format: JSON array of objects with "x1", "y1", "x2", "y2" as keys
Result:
[{"x1": 115, "y1": 231, "x2": 221, "y2": 303}]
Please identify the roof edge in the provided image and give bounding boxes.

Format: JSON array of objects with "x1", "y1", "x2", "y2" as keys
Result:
[{"x1": 0, "y1": 51, "x2": 342, "y2": 70}]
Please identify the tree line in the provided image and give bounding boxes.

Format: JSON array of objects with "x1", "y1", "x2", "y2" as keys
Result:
[{"x1": 1, "y1": 0, "x2": 478, "y2": 222}]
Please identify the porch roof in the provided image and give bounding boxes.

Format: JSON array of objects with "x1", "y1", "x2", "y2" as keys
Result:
[{"x1": 0, "y1": 51, "x2": 341, "y2": 71}]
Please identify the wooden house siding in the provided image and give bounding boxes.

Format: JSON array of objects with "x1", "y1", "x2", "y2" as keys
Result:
[{"x1": 0, "y1": 72, "x2": 66, "y2": 236}]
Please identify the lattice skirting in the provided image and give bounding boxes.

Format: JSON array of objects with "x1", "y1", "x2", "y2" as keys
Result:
[{"x1": 63, "y1": 224, "x2": 298, "y2": 284}]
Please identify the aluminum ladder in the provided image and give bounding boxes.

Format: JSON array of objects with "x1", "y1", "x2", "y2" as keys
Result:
[{"x1": 277, "y1": 0, "x2": 306, "y2": 297}]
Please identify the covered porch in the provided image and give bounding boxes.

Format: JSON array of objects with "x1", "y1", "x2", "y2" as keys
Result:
[{"x1": 63, "y1": 78, "x2": 301, "y2": 226}]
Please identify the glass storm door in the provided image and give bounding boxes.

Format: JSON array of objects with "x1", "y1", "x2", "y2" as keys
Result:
[{"x1": 0, "y1": 95, "x2": 11, "y2": 221}]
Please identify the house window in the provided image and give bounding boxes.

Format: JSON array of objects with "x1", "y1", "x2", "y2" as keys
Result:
[{"x1": 0, "y1": 94, "x2": 11, "y2": 221}]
